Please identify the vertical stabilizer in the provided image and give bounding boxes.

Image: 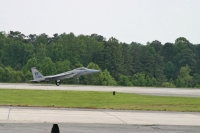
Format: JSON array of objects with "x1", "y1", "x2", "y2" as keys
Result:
[{"x1": 31, "y1": 67, "x2": 45, "y2": 81}]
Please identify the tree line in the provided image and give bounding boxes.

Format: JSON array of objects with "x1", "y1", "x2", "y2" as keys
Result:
[{"x1": 0, "y1": 31, "x2": 200, "y2": 88}]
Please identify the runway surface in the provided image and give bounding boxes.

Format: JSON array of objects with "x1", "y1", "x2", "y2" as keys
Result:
[
  {"x1": 1, "y1": 123, "x2": 200, "y2": 133},
  {"x1": 1, "y1": 107, "x2": 200, "y2": 125},
  {"x1": 0, "y1": 83, "x2": 200, "y2": 97},
  {"x1": 1, "y1": 84, "x2": 200, "y2": 132},
  {"x1": 0, "y1": 107, "x2": 200, "y2": 133}
]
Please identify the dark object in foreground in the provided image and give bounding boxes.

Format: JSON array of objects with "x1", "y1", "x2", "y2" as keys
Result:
[
  {"x1": 51, "y1": 124, "x2": 60, "y2": 133},
  {"x1": 113, "y1": 91, "x2": 115, "y2": 95}
]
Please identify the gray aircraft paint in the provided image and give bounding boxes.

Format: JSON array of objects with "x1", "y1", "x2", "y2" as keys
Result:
[{"x1": 31, "y1": 67, "x2": 100, "y2": 86}]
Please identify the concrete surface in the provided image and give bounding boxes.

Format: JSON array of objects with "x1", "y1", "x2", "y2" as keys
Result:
[
  {"x1": 1, "y1": 123, "x2": 200, "y2": 133},
  {"x1": 0, "y1": 107, "x2": 200, "y2": 126},
  {"x1": 1, "y1": 107, "x2": 200, "y2": 133},
  {"x1": 1, "y1": 84, "x2": 200, "y2": 132}
]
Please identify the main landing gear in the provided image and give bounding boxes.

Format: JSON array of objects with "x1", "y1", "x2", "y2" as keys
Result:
[
  {"x1": 77, "y1": 76, "x2": 80, "y2": 84},
  {"x1": 55, "y1": 80, "x2": 61, "y2": 86}
]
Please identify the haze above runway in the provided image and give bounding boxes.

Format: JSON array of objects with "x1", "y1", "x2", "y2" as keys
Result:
[{"x1": 0, "y1": 83, "x2": 200, "y2": 97}]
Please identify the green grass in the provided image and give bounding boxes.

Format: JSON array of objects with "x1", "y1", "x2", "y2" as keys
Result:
[{"x1": 0, "y1": 89, "x2": 200, "y2": 112}]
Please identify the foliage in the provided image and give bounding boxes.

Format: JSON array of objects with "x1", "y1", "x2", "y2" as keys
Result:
[
  {"x1": 176, "y1": 65, "x2": 193, "y2": 87},
  {"x1": 131, "y1": 73, "x2": 157, "y2": 87},
  {"x1": 118, "y1": 75, "x2": 133, "y2": 86},
  {"x1": 0, "y1": 31, "x2": 200, "y2": 88},
  {"x1": 161, "y1": 82, "x2": 176, "y2": 88},
  {"x1": 99, "y1": 69, "x2": 117, "y2": 86},
  {"x1": 40, "y1": 57, "x2": 56, "y2": 75}
]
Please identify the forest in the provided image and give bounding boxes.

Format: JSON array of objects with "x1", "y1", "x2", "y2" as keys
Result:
[{"x1": 0, "y1": 31, "x2": 200, "y2": 88}]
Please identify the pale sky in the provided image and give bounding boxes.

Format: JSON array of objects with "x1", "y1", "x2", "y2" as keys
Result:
[{"x1": 0, "y1": 0, "x2": 200, "y2": 45}]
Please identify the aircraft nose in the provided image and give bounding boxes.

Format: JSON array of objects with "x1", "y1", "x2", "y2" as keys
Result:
[
  {"x1": 94, "y1": 70, "x2": 100, "y2": 73},
  {"x1": 89, "y1": 69, "x2": 100, "y2": 73}
]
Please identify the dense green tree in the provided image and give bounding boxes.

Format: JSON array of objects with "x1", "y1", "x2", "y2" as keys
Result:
[
  {"x1": 95, "y1": 41, "x2": 112, "y2": 71},
  {"x1": 0, "y1": 67, "x2": 5, "y2": 81},
  {"x1": 161, "y1": 82, "x2": 176, "y2": 88},
  {"x1": 27, "y1": 34, "x2": 37, "y2": 43},
  {"x1": 107, "y1": 38, "x2": 123, "y2": 80},
  {"x1": 191, "y1": 73, "x2": 200, "y2": 87},
  {"x1": 55, "y1": 60, "x2": 71, "y2": 74},
  {"x1": 8, "y1": 31, "x2": 26, "y2": 43},
  {"x1": 36, "y1": 43, "x2": 46, "y2": 63},
  {"x1": 0, "y1": 31, "x2": 200, "y2": 88},
  {"x1": 131, "y1": 73, "x2": 146, "y2": 86},
  {"x1": 121, "y1": 43, "x2": 133, "y2": 76},
  {"x1": 176, "y1": 65, "x2": 193, "y2": 87},
  {"x1": 23, "y1": 57, "x2": 39, "y2": 72},
  {"x1": 23, "y1": 43, "x2": 35, "y2": 65},
  {"x1": 174, "y1": 48, "x2": 197, "y2": 72},
  {"x1": 130, "y1": 43, "x2": 143, "y2": 73},
  {"x1": 91, "y1": 34, "x2": 106, "y2": 42},
  {"x1": 173, "y1": 37, "x2": 197, "y2": 73},
  {"x1": 99, "y1": 69, "x2": 117, "y2": 86},
  {"x1": 3, "y1": 67, "x2": 15, "y2": 82},
  {"x1": 24, "y1": 70, "x2": 32, "y2": 82},
  {"x1": 153, "y1": 54, "x2": 166, "y2": 82},
  {"x1": 195, "y1": 44, "x2": 200, "y2": 74},
  {"x1": 57, "y1": 32, "x2": 80, "y2": 65},
  {"x1": 40, "y1": 57, "x2": 56, "y2": 76},
  {"x1": 47, "y1": 43, "x2": 64, "y2": 62},
  {"x1": 35, "y1": 33, "x2": 49, "y2": 46},
  {"x1": 150, "y1": 40, "x2": 163, "y2": 54},
  {"x1": 2, "y1": 41, "x2": 34, "y2": 69},
  {"x1": 0, "y1": 32, "x2": 7, "y2": 65},
  {"x1": 164, "y1": 61, "x2": 176, "y2": 80},
  {"x1": 146, "y1": 75, "x2": 157, "y2": 87},
  {"x1": 118, "y1": 75, "x2": 133, "y2": 86},
  {"x1": 14, "y1": 71, "x2": 24, "y2": 82},
  {"x1": 140, "y1": 46, "x2": 156, "y2": 77},
  {"x1": 96, "y1": 38, "x2": 123, "y2": 80},
  {"x1": 162, "y1": 43, "x2": 174, "y2": 63},
  {"x1": 131, "y1": 72, "x2": 157, "y2": 86}
]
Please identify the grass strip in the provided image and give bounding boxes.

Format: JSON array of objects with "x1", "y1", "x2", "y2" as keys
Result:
[{"x1": 0, "y1": 89, "x2": 200, "y2": 112}]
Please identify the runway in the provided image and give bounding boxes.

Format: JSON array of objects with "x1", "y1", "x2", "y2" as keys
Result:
[
  {"x1": 0, "y1": 107, "x2": 200, "y2": 133},
  {"x1": 0, "y1": 83, "x2": 200, "y2": 97},
  {"x1": 1, "y1": 84, "x2": 200, "y2": 132},
  {"x1": 1, "y1": 123, "x2": 200, "y2": 133},
  {"x1": 1, "y1": 107, "x2": 200, "y2": 125}
]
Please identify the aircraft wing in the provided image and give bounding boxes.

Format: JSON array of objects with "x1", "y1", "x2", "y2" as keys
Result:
[{"x1": 44, "y1": 71, "x2": 78, "y2": 81}]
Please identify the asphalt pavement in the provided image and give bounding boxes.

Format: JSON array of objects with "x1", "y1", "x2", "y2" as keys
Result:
[{"x1": 1, "y1": 123, "x2": 200, "y2": 133}]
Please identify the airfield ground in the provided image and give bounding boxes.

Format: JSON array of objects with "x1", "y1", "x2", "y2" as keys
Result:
[
  {"x1": 0, "y1": 89, "x2": 200, "y2": 111},
  {"x1": 0, "y1": 83, "x2": 200, "y2": 133}
]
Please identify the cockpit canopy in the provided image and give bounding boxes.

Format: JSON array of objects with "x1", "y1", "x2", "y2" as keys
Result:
[{"x1": 75, "y1": 67, "x2": 87, "y2": 70}]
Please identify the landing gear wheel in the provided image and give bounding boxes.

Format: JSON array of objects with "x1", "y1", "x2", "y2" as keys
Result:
[
  {"x1": 55, "y1": 80, "x2": 61, "y2": 86},
  {"x1": 77, "y1": 76, "x2": 80, "y2": 84}
]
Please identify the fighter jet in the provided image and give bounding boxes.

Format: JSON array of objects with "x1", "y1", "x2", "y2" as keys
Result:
[{"x1": 30, "y1": 67, "x2": 100, "y2": 86}]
